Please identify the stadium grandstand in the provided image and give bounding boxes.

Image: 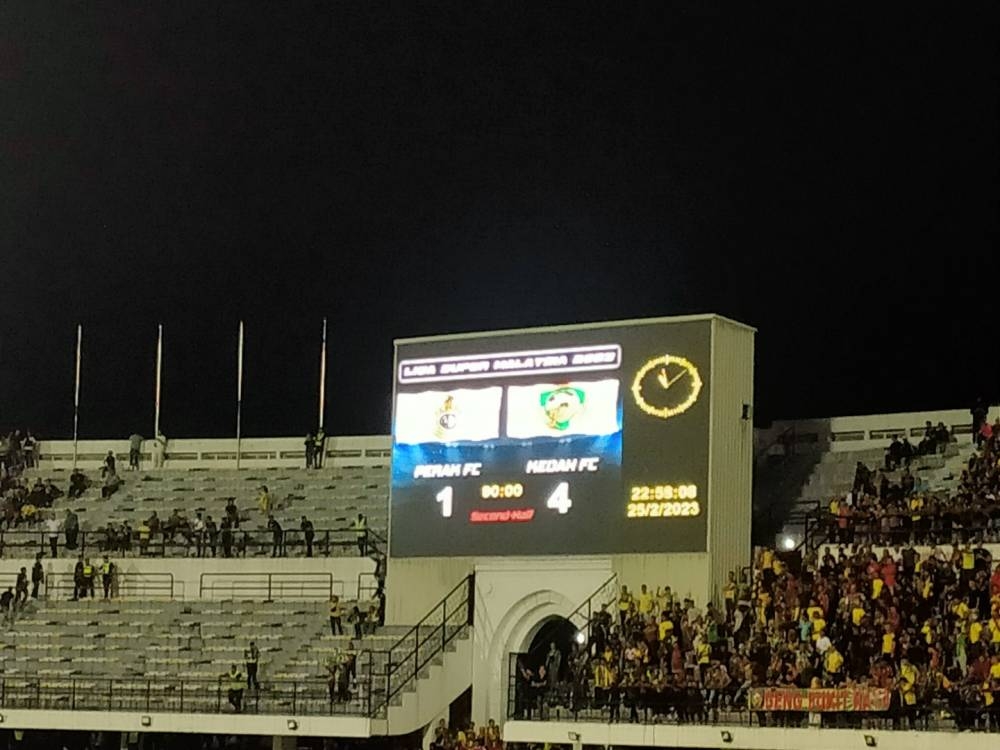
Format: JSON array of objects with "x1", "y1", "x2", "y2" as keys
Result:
[{"x1": 0, "y1": 315, "x2": 994, "y2": 750}]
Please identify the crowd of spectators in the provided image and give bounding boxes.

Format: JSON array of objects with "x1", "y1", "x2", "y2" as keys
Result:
[
  {"x1": 511, "y1": 420, "x2": 1000, "y2": 729},
  {"x1": 428, "y1": 717, "x2": 502, "y2": 750},
  {"x1": 514, "y1": 578, "x2": 750, "y2": 724},
  {"x1": 516, "y1": 536, "x2": 1000, "y2": 729},
  {"x1": 825, "y1": 418, "x2": 1000, "y2": 547},
  {"x1": 0, "y1": 464, "x2": 373, "y2": 560},
  {"x1": 0, "y1": 430, "x2": 39, "y2": 476}
]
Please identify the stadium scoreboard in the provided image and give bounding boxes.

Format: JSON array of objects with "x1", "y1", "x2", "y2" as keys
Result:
[{"x1": 390, "y1": 318, "x2": 712, "y2": 557}]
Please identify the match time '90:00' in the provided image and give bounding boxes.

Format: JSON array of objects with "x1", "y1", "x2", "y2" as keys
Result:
[{"x1": 629, "y1": 484, "x2": 698, "y2": 501}]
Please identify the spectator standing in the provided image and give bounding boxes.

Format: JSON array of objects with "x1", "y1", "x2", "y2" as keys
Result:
[
  {"x1": 81, "y1": 558, "x2": 96, "y2": 598},
  {"x1": 22, "y1": 431, "x2": 37, "y2": 469},
  {"x1": 0, "y1": 587, "x2": 13, "y2": 626},
  {"x1": 128, "y1": 433, "x2": 143, "y2": 470},
  {"x1": 314, "y1": 428, "x2": 326, "y2": 468},
  {"x1": 257, "y1": 485, "x2": 272, "y2": 517},
  {"x1": 353, "y1": 513, "x2": 367, "y2": 556},
  {"x1": 151, "y1": 431, "x2": 167, "y2": 468},
  {"x1": 64, "y1": 510, "x2": 79, "y2": 551},
  {"x1": 72, "y1": 557, "x2": 84, "y2": 600},
  {"x1": 300, "y1": 515, "x2": 315, "y2": 557},
  {"x1": 45, "y1": 513, "x2": 61, "y2": 557},
  {"x1": 204, "y1": 515, "x2": 218, "y2": 557},
  {"x1": 100, "y1": 555, "x2": 115, "y2": 599},
  {"x1": 221, "y1": 519, "x2": 234, "y2": 558},
  {"x1": 103, "y1": 450, "x2": 116, "y2": 476},
  {"x1": 544, "y1": 642, "x2": 561, "y2": 687},
  {"x1": 193, "y1": 512, "x2": 206, "y2": 557},
  {"x1": 244, "y1": 641, "x2": 261, "y2": 690},
  {"x1": 14, "y1": 567, "x2": 28, "y2": 607},
  {"x1": 350, "y1": 605, "x2": 364, "y2": 639},
  {"x1": 304, "y1": 433, "x2": 316, "y2": 469},
  {"x1": 971, "y1": 397, "x2": 988, "y2": 446},
  {"x1": 329, "y1": 595, "x2": 344, "y2": 636},
  {"x1": 31, "y1": 554, "x2": 43, "y2": 599},
  {"x1": 267, "y1": 515, "x2": 283, "y2": 557}
]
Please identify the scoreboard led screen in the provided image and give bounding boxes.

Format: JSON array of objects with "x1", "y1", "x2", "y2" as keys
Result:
[{"x1": 390, "y1": 318, "x2": 711, "y2": 557}]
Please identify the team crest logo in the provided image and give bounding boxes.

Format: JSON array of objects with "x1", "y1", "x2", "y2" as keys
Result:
[
  {"x1": 540, "y1": 386, "x2": 585, "y2": 431},
  {"x1": 434, "y1": 395, "x2": 458, "y2": 439}
]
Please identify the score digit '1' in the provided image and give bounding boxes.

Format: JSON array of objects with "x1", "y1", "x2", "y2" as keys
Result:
[
  {"x1": 436, "y1": 486, "x2": 453, "y2": 518},
  {"x1": 546, "y1": 482, "x2": 572, "y2": 514}
]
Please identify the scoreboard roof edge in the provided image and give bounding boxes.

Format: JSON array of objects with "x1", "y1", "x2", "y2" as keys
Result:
[{"x1": 394, "y1": 313, "x2": 756, "y2": 345}]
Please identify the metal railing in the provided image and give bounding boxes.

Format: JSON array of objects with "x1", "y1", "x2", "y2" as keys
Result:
[
  {"x1": 357, "y1": 571, "x2": 379, "y2": 602},
  {"x1": 565, "y1": 574, "x2": 618, "y2": 645},
  {"x1": 368, "y1": 574, "x2": 474, "y2": 717},
  {"x1": 0, "y1": 671, "x2": 378, "y2": 717},
  {"x1": 803, "y1": 503, "x2": 1000, "y2": 550},
  {"x1": 198, "y1": 572, "x2": 343, "y2": 601},
  {"x1": 503, "y1": 664, "x2": 1000, "y2": 732},
  {"x1": 46, "y1": 571, "x2": 175, "y2": 600},
  {"x1": 0, "y1": 527, "x2": 379, "y2": 560}
]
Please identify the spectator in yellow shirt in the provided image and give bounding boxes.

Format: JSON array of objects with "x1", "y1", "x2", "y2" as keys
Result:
[
  {"x1": 851, "y1": 605, "x2": 866, "y2": 627},
  {"x1": 617, "y1": 586, "x2": 633, "y2": 627},
  {"x1": 970, "y1": 614, "x2": 983, "y2": 645},
  {"x1": 636, "y1": 584, "x2": 653, "y2": 616},
  {"x1": 658, "y1": 617, "x2": 674, "y2": 642},
  {"x1": 824, "y1": 647, "x2": 844, "y2": 679},
  {"x1": 882, "y1": 628, "x2": 895, "y2": 657},
  {"x1": 810, "y1": 611, "x2": 826, "y2": 641}
]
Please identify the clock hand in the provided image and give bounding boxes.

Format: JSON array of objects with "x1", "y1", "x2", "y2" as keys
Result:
[{"x1": 657, "y1": 367, "x2": 688, "y2": 390}]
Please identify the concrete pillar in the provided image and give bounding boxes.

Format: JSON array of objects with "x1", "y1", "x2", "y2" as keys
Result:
[{"x1": 272, "y1": 735, "x2": 297, "y2": 750}]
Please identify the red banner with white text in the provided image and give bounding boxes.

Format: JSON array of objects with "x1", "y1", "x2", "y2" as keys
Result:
[{"x1": 748, "y1": 687, "x2": 891, "y2": 712}]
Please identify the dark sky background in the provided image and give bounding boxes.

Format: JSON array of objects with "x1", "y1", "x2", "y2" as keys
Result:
[{"x1": 0, "y1": 3, "x2": 997, "y2": 439}]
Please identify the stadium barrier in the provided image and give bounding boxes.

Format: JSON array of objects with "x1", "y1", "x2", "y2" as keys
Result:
[
  {"x1": 198, "y1": 571, "x2": 341, "y2": 601},
  {"x1": 0, "y1": 527, "x2": 381, "y2": 560}
]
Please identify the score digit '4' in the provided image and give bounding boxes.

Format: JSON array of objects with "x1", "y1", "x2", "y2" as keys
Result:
[{"x1": 546, "y1": 482, "x2": 572, "y2": 514}]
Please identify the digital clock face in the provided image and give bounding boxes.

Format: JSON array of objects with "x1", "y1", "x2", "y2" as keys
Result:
[{"x1": 390, "y1": 318, "x2": 712, "y2": 557}]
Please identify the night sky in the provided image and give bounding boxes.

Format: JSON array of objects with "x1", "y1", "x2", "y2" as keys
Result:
[{"x1": 1, "y1": 4, "x2": 997, "y2": 440}]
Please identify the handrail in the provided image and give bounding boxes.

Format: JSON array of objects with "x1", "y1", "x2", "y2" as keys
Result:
[
  {"x1": 45, "y1": 571, "x2": 175, "y2": 600},
  {"x1": 198, "y1": 572, "x2": 341, "y2": 600},
  {"x1": 554, "y1": 573, "x2": 618, "y2": 655},
  {"x1": 357, "y1": 571, "x2": 379, "y2": 602},
  {"x1": 368, "y1": 574, "x2": 474, "y2": 716},
  {"x1": 0, "y1": 527, "x2": 381, "y2": 560},
  {"x1": 0, "y1": 675, "x2": 371, "y2": 717}
]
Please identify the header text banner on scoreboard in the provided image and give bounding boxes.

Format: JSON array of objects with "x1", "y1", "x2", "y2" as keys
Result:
[{"x1": 389, "y1": 318, "x2": 711, "y2": 557}]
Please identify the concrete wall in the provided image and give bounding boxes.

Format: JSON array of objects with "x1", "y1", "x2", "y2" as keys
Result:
[
  {"x1": 707, "y1": 317, "x2": 755, "y2": 600},
  {"x1": 611, "y1": 552, "x2": 709, "y2": 603},
  {"x1": 504, "y1": 718, "x2": 996, "y2": 750},
  {"x1": 385, "y1": 557, "x2": 474, "y2": 625},
  {"x1": 0, "y1": 708, "x2": 370, "y2": 738}
]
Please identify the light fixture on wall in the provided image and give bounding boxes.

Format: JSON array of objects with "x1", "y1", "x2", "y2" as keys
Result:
[
  {"x1": 720, "y1": 730, "x2": 733, "y2": 743},
  {"x1": 140, "y1": 716, "x2": 151, "y2": 727},
  {"x1": 863, "y1": 736, "x2": 877, "y2": 747},
  {"x1": 287, "y1": 719, "x2": 299, "y2": 731}
]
